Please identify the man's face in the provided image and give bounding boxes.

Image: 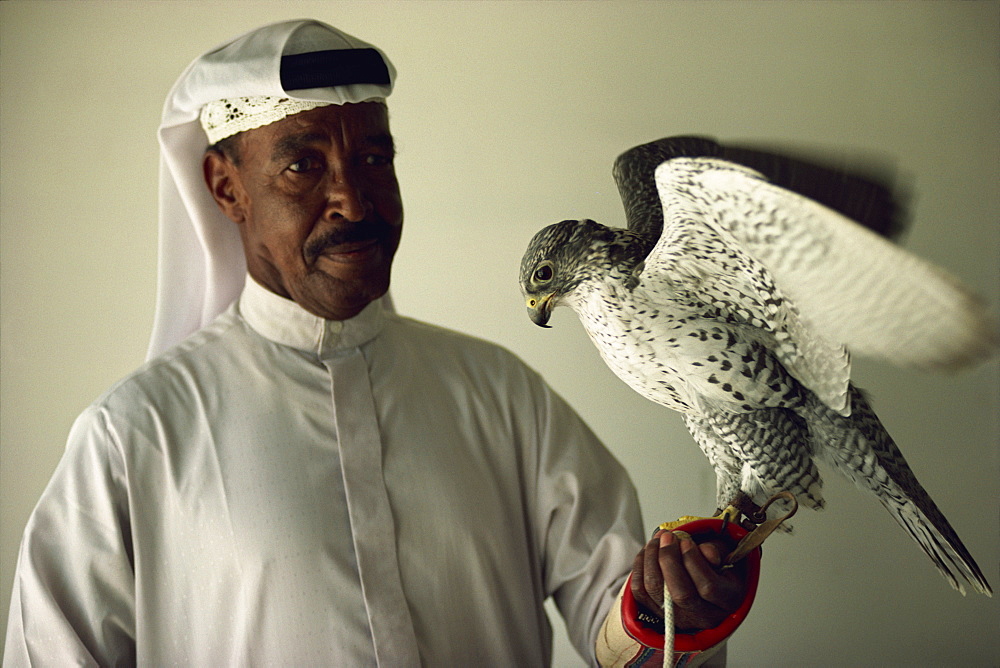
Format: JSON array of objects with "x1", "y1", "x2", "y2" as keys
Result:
[{"x1": 206, "y1": 102, "x2": 403, "y2": 320}]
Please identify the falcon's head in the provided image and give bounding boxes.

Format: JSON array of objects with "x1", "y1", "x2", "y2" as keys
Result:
[{"x1": 519, "y1": 219, "x2": 624, "y2": 327}]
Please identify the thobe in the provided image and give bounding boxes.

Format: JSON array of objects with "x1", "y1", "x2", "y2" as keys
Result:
[{"x1": 5, "y1": 276, "x2": 644, "y2": 666}]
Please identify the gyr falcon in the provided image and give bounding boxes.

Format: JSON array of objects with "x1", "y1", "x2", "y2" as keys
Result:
[{"x1": 519, "y1": 136, "x2": 995, "y2": 596}]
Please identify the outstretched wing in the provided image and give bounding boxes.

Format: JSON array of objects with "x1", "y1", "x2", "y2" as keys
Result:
[
  {"x1": 613, "y1": 135, "x2": 905, "y2": 248},
  {"x1": 633, "y1": 195, "x2": 853, "y2": 415},
  {"x1": 613, "y1": 136, "x2": 722, "y2": 247},
  {"x1": 651, "y1": 157, "x2": 997, "y2": 371}
]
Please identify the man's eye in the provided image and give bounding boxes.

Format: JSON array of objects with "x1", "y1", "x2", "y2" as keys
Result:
[
  {"x1": 364, "y1": 154, "x2": 393, "y2": 167},
  {"x1": 288, "y1": 157, "x2": 320, "y2": 173}
]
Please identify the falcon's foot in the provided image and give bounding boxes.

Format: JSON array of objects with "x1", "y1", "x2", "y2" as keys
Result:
[
  {"x1": 717, "y1": 490, "x2": 765, "y2": 529},
  {"x1": 655, "y1": 502, "x2": 751, "y2": 535}
]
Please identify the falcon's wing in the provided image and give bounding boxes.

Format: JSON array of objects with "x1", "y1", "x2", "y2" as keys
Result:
[
  {"x1": 650, "y1": 157, "x2": 997, "y2": 370},
  {"x1": 634, "y1": 198, "x2": 852, "y2": 415},
  {"x1": 613, "y1": 135, "x2": 905, "y2": 249},
  {"x1": 613, "y1": 136, "x2": 723, "y2": 245}
]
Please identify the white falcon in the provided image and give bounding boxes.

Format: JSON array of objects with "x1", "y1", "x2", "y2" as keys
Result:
[{"x1": 519, "y1": 136, "x2": 995, "y2": 596}]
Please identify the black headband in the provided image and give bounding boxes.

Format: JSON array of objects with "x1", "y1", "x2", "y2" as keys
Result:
[{"x1": 280, "y1": 49, "x2": 391, "y2": 91}]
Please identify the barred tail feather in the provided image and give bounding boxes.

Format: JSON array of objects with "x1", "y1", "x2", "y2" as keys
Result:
[
  {"x1": 884, "y1": 490, "x2": 993, "y2": 596},
  {"x1": 813, "y1": 387, "x2": 993, "y2": 596}
]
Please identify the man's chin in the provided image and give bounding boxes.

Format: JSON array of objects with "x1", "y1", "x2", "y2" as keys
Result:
[{"x1": 300, "y1": 272, "x2": 390, "y2": 321}]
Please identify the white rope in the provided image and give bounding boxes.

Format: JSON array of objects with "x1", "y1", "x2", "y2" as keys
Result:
[{"x1": 663, "y1": 577, "x2": 675, "y2": 660}]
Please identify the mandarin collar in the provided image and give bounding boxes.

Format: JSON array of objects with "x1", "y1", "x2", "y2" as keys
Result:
[{"x1": 238, "y1": 275, "x2": 387, "y2": 357}]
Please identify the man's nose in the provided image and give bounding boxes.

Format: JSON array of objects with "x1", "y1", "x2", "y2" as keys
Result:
[{"x1": 325, "y1": 179, "x2": 372, "y2": 222}]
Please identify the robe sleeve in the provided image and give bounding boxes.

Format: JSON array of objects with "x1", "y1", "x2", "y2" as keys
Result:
[
  {"x1": 4, "y1": 405, "x2": 136, "y2": 667},
  {"x1": 528, "y1": 375, "x2": 647, "y2": 663},
  {"x1": 525, "y1": 376, "x2": 740, "y2": 666}
]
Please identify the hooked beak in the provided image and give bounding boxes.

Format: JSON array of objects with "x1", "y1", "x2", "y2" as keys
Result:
[{"x1": 526, "y1": 294, "x2": 554, "y2": 328}]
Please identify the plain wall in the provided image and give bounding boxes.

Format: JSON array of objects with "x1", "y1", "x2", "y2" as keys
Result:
[{"x1": 1, "y1": 1, "x2": 997, "y2": 665}]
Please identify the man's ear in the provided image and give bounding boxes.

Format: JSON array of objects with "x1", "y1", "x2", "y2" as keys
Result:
[{"x1": 203, "y1": 150, "x2": 247, "y2": 224}]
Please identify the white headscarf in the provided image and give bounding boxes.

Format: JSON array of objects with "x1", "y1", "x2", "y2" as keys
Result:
[{"x1": 149, "y1": 19, "x2": 396, "y2": 359}]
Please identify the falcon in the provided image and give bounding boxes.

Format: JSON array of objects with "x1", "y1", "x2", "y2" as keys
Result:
[{"x1": 519, "y1": 136, "x2": 995, "y2": 596}]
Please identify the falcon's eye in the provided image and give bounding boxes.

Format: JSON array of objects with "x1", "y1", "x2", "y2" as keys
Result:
[{"x1": 534, "y1": 264, "x2": 554, "y2": 282}]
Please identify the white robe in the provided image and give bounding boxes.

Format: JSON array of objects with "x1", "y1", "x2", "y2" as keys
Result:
[{"x1": 5, "y1": 277, "x2": 644, "y2": 666}]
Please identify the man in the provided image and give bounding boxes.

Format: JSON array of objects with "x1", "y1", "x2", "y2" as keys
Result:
[{"x1": 4, "y1": 20, "x2": 752, "y2": 666}]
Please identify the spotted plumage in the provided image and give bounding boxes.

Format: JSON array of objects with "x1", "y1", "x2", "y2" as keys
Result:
[{"x1": 519, "y1": 136, "x2": 995, "y2": 596}]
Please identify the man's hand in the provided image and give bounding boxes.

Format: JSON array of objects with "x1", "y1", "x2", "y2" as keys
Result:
[{"x1": 630, "y1": 529, "x2": 747, "y2": 632}]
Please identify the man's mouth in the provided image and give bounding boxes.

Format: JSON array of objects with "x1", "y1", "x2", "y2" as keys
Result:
[
  {"x1": 319, "y1": 238, "x2": 381, "y2": 262},
  {"x1": 307, "y1": 222, "x2": 389, "y2": 264}
]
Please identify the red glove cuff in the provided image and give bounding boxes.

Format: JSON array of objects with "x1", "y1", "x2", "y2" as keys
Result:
[{"x1": 620, "y1": 517, "x2": 762, "y2": 653}]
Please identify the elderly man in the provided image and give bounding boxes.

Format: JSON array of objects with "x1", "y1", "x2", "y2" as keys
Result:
[{"x1": 5, "y1": 20, "x2": 752, "y2": 666}]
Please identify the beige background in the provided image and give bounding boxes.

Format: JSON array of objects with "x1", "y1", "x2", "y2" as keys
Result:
[{"x1": 1, "y1": 1, "x2": 997, "y2": 665}]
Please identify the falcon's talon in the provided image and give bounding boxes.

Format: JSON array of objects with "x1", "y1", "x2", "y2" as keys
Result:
[
  {"x1": 715, "y1": 505, "x2": 742, "y2": 524},
  {"x1": 717, "y1": 510, "x2": 729, "y2": 540}
]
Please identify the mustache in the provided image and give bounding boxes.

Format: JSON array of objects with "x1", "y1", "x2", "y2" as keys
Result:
[{"x1": 304, "y1": 219, "x2": 394, "y2": 261}]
